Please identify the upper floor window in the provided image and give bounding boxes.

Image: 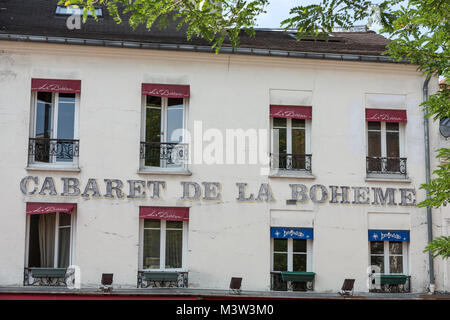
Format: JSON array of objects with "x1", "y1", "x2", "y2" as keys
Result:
[
  {"x1": 28, "y1": 79, "x2": 80, "y2": 169},
  {"x1": 140, "y1": 83, "x2": 189, "y2": 172},
  {"x1": 56, "y1": 5, "x2": 103, "y2": 17},
  {"x1": 270, "y1": 105, "x2": 312, "y2": 173},
  {"x1": 366, "y1": 108, "x2": 407, "y2": 176}
]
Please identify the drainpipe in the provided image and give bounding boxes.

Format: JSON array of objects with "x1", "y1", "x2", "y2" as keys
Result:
[{"x1": 423, "y1": 75, "x2": 435, "y2": 293}]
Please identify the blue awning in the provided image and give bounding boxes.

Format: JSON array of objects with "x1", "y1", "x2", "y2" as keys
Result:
[
  {"x1": 368, "y1": 230, "x2": 410, "y2": 242},
  {"x1": 271, "y1": 227, "x2": 313, "y2": 239}
]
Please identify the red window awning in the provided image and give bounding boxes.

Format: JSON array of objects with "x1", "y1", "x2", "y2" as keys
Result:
[
  {"x1": 142, "y1": 83, "x2": 190, "y2": 98},
  {"x1": 366, "y1": 108, "x2": 407, "y2": 123},
  {"x1": 31, "y1": 78, "x2": 81, "y2": 93},
  {"x1": 26, "y1": 203, "x2": 77, "y2": 215},
  {"x1": 270, "y1": 105, "x2": 312, "y2": 120},
  {"x1": 140, "y1": 206, "x2": 189, "y2": 221}
]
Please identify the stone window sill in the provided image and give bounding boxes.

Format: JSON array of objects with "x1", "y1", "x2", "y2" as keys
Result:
[
  {"x1": 269, "y1": 170, "x2": 316, "y2": 179},
  {"x1": 138, "y1": 168, "x2": 192, "y2": 176},
  {"x1": 26, "y1": 165, "x2": 81, "y2": 172}
]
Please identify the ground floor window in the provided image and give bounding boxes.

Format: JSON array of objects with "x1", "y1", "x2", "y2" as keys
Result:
[
  {"x1": 270, "y1": 227, "x2": 314, "y2": 291},
  {"x1": 141, "y1": 219, "x2": 188, "y2": 270},
  {"x1": 368, "y1": 230, "x2": 410, "y2": 293},
  {"x1": 27, "y1": 212, "x2": 73, "y2": 268}
]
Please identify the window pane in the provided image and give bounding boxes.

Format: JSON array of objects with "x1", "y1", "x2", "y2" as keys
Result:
[
  {"x1": 145, "y1": 98, "x2": 162, "y2": 167},
  {"x1": 167, "y1": 98, "x2": 184, "y2": 143},
  {"x1": 292, "y1": 119, "x2": 305, "y2": 128},
  {"x1": 145, "y1": 97, "x2": 162, "y2": 143},
  {"x1": 57, "y1": 93, "x2": 75, "y2": 140},
  {"x1": 370, "y1": 241, "x2": 384, "y2": 254},
  {"x1": 35, "y1": 213, "x2": 56, "y2": 268},
  {"x1": 389, "y1": 256, "x2": 403, "y2": 274},
  {"x1": 292, "y1": 128, "x2": 305, "y2": 155},
  {"x1": 293, "y1": 239, "x2": 307, "y2": 253},
  {"x1": 28, "y1": 215, "x2": 42, "y2": 267},
  {"x1": 35, "y1": 92, "x2": 53, "y2": 163},
  {"x1": 293, "y1": 253, "x2": 307, "y2": 272},
  {"x1": 368, "y1": 130, "x2": 381, "y2": 157},
  {"x1": 36, "y1": 92, "x2": 52, "y2": 138},
  {"x1": 370, "y1": 256, "x2": 384, "y2": 273},
  {"x1": 368, "y1": 121, "x2": 381, "y2": 131},
  {"x1": 273, "y1": 253, "x2": 287, "y2": 271},
  {"x1": 386, "y1": 129, "x2": 400, "y2": 158},
  {"x1": 144, "y1": 219, "x2": 161, "y2": 228},
  {"x1": 143, "y1": 229, "x2": 160, "y2": 269},
  {"x1": 389, "y1": 242, "x2": 403, "y2": 255},
  {"x1": 57, "y1": 226, "x2": 71, "y2": 268},
  {"x1": 59, "y1": 213, "x2": 71, "y2": 227},
  {"x1": 273, "y1": 118, "x2": 287, "y2": 155},
  {"x1": 165, "y1": 229, "x2": 182, "y2": 268},
  {"x1": 386, "y1": 122, "x2": 399, "y2": 131},
  {"x1": 166, "y1": 221, "x2": 183, "y2": 229},
  {"x1": 273, "y1": 239, "x2": 287, "y2": 252}
]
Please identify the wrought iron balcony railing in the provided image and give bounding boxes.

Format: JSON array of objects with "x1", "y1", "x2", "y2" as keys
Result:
[
  {"x1": 137, "y1": 271, "x2": 188, "y2": 288},
  {"x1": 270, "y1": 272, "x2": 314, "y2": 292},
  {"x1": 270, "y1": 153, "x2": 312, "y2": 172},
  {"x1": 366, "y1": 157, "x2": 407, "y2": 176},
  {"x1": 28, "y1": 138, "x2": 79, "y2": 165},
  {"x1": 140, "y1": 141, "x2": 188, "y2": 168}
]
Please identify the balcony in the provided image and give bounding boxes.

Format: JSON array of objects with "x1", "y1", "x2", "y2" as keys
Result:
[
  {"x1": 369, "y1": 274, "x2": 411, "y2": 293},
  {"x1": 28, "y1": 138, "x2": 79, "y2": 169},
  {"x1": 137, "y1": 271, "x2": 188, "y2": 288},
  {"x1": 270, "y1": 271, "x2": 315, "y2": 291},
  {"x1": 139, "y1": 141, "x2": 189, "y2": 174},
  {"x1": 366, "y1": 157, "x2": 407, "y2": 177},
  {"x1": 24, "y1": 267, "x2": 69, "y2": 286},
  {"x1": 270, "y1": 154, "x2": 312, "y2": 172}
]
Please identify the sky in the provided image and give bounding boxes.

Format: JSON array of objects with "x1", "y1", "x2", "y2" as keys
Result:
[{"x1": 255, "y1": 0, "x2": 382, "y2": 33}]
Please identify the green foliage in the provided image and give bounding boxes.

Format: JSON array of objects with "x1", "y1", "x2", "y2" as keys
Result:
[
  {"x1": 424, "y1": 236, "x2": 450, "y2": 259},
  {"x1": 418, "y1": 148, "x2": 450, "y2": 209}
]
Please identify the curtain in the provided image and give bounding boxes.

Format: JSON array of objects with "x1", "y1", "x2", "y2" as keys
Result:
[
  {"x1": 165, "y1": 229, "x2": 182, "y2": 268},
  {"x1": 38, "y1": 213, "x2": 55, "y2": 267},
  {"x1": 57, "y1": 227, "x2": 70, "y2": 268}
]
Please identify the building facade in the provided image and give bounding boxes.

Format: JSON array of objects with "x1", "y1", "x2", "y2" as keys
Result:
[{"x1": 0, "y1": 1, "x2": 448, "y2": 294}]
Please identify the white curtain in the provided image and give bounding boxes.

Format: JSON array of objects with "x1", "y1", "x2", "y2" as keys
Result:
[{"x1": 38, "y1": 213, "x2": 55, "y2": 267}]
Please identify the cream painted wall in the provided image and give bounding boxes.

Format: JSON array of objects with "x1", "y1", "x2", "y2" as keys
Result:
[{"x1": 0, "y1": 41, "x2": 443, "y2": 293}]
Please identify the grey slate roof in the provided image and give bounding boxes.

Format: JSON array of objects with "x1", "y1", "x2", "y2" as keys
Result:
[{"x1": 0, "y1": 0, "x2": 391, "y2": 57}]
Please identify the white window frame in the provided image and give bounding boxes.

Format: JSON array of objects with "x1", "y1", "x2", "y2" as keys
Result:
[
  {"x1": 138, "y1": 219, "x2": 188, "y2": 272},
  {"x1": 366, "y1": 121, "x2": 405, "y2": 158},
  {"x1": 270, "y1": 238, "x2": 313, "y2": 272},
  {"x1": 29, "y1": 91, "x2": 80, "y2": 167},
  {"x1": 270, "y1": 118, "x2": 311, "y2": 156},
  {"x1": 140, "y1": 95, "x2": 188, "y2": 170},
  {"x1": 24, "y1": 212, "x2": 76, "y2": 269},
  {"x1": 369, "y1": 241, "x2": 409, "y2": 275}
]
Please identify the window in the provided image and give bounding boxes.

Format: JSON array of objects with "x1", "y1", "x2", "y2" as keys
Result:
[
  {"x1": 366, "y1": 109, "x2": 406, "y2": 176},
  {"x1": 56, "y1": 5, "x2": 103, "y2": 17},
  {"x1": 140, "y1": 220, "x2": 188, "y2": 271},
  {"x1": 29, "y1": 91, "x2": 79, "y2": 167},
  {"x1": 270, "y1": 229, "x2": 313, "y2": 291},
  {"x1": 140, "y1": 95, "x2": 188, "y2": 170},
  {"x1": 370, "y1": 241, "x2": 408, "y2": 274},
  {"x1": 271, "y1": 117, "x2": 311, "y2": 171},
  {"x1": 26, "y1": 212, "x2": 74, "y2": 269}
]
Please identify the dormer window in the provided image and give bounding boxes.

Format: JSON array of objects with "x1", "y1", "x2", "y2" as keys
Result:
[{"x1": 55, "y1": 5, "x2": 102, "y2": 17}]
